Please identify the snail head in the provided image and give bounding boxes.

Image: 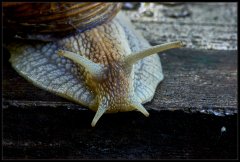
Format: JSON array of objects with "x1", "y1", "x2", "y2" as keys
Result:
[{"x1": 57, "y1": 41, "x2": 183, "y2": 127}]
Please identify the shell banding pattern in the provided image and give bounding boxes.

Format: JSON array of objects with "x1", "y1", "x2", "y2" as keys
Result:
[{"x1": 3, "y1": 2, "x2": 123, "y2": 41}]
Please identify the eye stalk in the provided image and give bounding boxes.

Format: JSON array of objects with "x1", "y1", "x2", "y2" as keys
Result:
[
  {"x1": 124, "y1": 41, "x2": 184, "y2": 67},
  {"x1": 57, "y1": 49, "x2": 106, "y2": 80}
]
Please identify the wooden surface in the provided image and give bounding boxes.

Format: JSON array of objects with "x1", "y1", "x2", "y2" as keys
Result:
[
  {"x1": 2, "y1": 47, "x2": 238, "y2": 159},
  {"x1": 2, "y1": 2, "x2": 238, "y2": 160},
  {"x1": 3, "y1": 107, "x2": 237, "y2": 159},
  {"x1": 3, "y1": 48, "x2": 237, "y2": 116}
]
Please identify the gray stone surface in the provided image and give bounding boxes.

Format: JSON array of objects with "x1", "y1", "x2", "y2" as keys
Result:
[{"x1": 123, "y1": 2, "x2": 237, "y2": 50}]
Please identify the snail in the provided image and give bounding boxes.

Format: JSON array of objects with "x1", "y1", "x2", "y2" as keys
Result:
[{"x1": 3, "y1": 2, "x2": 183, "y2": 127}]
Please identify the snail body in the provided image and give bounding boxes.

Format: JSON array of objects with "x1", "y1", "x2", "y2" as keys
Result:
[{"x1": 5, "y1": 3, "x2": 183, "y2": 127}]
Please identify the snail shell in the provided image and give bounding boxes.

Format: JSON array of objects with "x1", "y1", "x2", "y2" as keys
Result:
[
  {"x1": 3, "y1": 2, "x2": 122, "y2": 41},
  {"x1": 4, "y1": 2, "x2": 183, "y2": 127}
]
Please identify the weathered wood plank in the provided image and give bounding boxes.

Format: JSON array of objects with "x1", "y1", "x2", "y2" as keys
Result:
[
  {"x1": 3, "y1": 107, "x2": 237, "y2": 159},
  {"x1": 147, "y1": 48, "x2": 237, "y2": 116},
  {"x1": 3, "y1": 48, "x2": 237, "y2": 116}
]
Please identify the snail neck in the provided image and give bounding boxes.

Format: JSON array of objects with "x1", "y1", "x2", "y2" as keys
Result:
[{"x1": 96, "y1": 62, "x2": 134, "y2": 111}]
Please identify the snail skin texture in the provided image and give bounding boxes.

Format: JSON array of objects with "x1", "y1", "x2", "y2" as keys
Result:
[{"x1": 7, "y1": 12, "x2": 183, "y2": 127}]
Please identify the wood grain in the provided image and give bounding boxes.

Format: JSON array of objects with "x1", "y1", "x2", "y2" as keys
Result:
[{"x1": 3, "y1": 108, "x2": 237, "y2": 159}]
